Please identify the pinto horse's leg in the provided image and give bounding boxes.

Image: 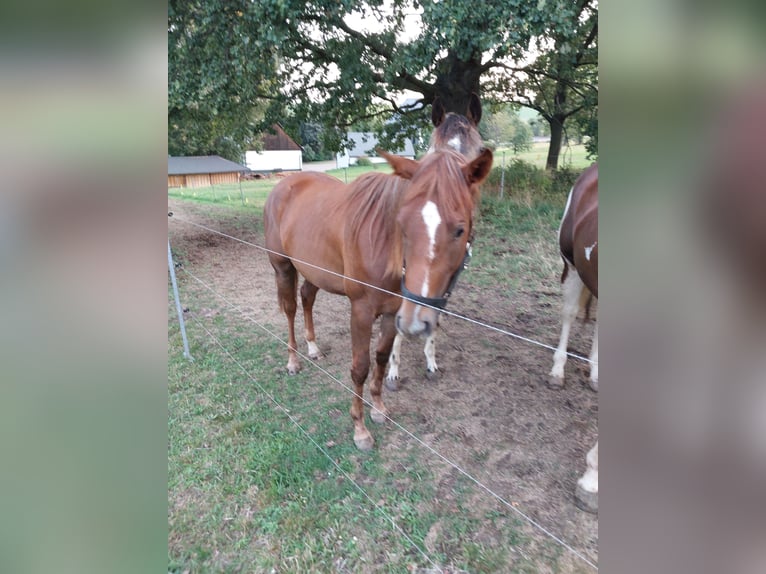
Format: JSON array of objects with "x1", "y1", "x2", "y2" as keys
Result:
[
  {"x1": 575, "y1": 441, "x2": 598, "y2": 513},
  {"x1": 384, "y1": 333, "x2": 403, "y2": 390},
  {"x1": 349, "y1": 303, "x2": 375, "y2": 450},
  {"x1": 370, "y1": 314, "x2": 397, "y2": 423},
  {"x1": 548, "y1": 263, "x2": 584, "y2": 389},
  {"x1": 300, "y1": 279, "x2": 322, "y2": 360},
  {"x1": 588, "y1": 320, "x2": 598, "y2": 391},
  {"x1": 269, "y1": 255, "x2": 301, "y2": 374}
]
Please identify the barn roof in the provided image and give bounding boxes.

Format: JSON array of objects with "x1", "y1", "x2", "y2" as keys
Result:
[
  {"x1": 261, "y1": 124, "x2": 302, "y2": 151},
  {"x1": 346, "y1": 132, "x2": 416, "y2": 157},
  {"x1": 168, "y1": 156, "x2": 249, "y2": 175}
]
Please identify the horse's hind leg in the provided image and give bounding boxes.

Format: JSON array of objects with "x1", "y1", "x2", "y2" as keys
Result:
[
  {"x1": 300, "y1": 279, "x2": 322, "y2": 360},
  {"x1": 269, "y1": 255, "x2": 301, "y2": 374},
  {"x1": 370, "y1": 314, "x2": 397, "y2": 424},
  {"x1": 548, "y1": 262, "x2": 585, "y2": 388}
]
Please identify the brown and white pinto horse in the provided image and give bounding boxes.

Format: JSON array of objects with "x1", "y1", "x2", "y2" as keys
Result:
[
  {"x1": 264, "y1": 147, "x2": 493, "y2": 450},
  {"x1": 385, "y1": 93, "x2": 485, "y2": 387},
  {"x1": 547, "y1": 162, "x2": 598, "y2": 512},
  {"x1": 548, "y1": 162, "x2": 598, "y2": 390}
]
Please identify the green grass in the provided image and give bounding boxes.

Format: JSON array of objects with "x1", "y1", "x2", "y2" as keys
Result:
[
  {"x1": 168, "y1": 277, "x2": 547, "y2": 572},
  {"x1": 496, "y1": 141, "x2": 593, "y2": 169},
  {"x1": 168, "y1": 179, "x2": 274, "y2": 211},
  {"x1": 168, "y1": 159, "x2": 586, "y2": 573}
]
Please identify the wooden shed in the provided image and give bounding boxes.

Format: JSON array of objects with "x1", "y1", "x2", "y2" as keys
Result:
[
  {"x1": 168, "y1": 156, "x2": 249, "y2": 189},
  {"x1": 245, "y1": 124, "x2": 303, "y2": 172}
]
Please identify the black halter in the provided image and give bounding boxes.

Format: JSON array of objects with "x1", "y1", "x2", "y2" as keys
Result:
[{"x1": 400, "y1": 242, "x2": 472, "y2": 310}]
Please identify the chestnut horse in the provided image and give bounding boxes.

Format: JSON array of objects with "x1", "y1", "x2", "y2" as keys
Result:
[
  {"x1": 385, "y1": 94, "x2": 485, "y2": 387},
  {"x1": 264, "y1": 148, "x2": 493, "y2": 450},
  {"x1": 546, "y1": 163, "x2": 598, "y2": 512}
]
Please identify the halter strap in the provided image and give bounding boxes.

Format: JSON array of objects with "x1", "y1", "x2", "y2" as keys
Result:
[{"x1": 400, "y1": 243, "x2": 472, "y2": 310}]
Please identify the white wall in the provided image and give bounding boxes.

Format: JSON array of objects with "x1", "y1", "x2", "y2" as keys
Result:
[{"x1": 245, "y1": 150, "x2": 302, "y2": 172}]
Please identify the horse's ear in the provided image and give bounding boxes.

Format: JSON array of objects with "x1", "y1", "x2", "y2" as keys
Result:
[
  {"x1": 466, "y1": 93, "x2": 482, "y2": 125},
  {"x1": 377, "y1": 148, "x2": 419, "y2": 179},
  {"x1": 431, "y1": 97, "x2": 445, "y2": 127},
  {"x1": 463, "y1": 148, "x2": 493, "y2": 186}
]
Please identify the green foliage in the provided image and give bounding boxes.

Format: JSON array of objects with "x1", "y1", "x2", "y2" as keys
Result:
[
  {"x1": 298, "y1": 122, "x2": 334, "y2": 162},
  {"x1": 480, "y1": 107, "x2": 533, "y2": 153},
  {"x1": 168, "y1": 1, "x2": 598, "y2": 164},
  {"x1": 481, "y1": 159, "x2": 580, "y2": 199},
  {"x1": 168, "y1": 0, "x2": 276, "y2": 160},
  {"x1": 355, "y1": 156, "x2": 373, "y2": 167},
  {"x1": 503, "y1": 0, "x2": 598, "y2": 168}
]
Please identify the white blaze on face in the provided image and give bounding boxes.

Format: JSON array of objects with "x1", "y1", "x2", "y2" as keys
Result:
[
  {"x1": 447, "y1": 135, "x2": 462, "y2": 152},
  {"x1": 420, "y1": 200, "x2": 442, "y2": 297}
]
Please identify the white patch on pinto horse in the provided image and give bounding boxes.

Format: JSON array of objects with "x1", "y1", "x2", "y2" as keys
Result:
[
  {"x1": 447, "y1": 136, "x2": 462, "y2": 152},
  {"x1": 577, "y1": 442, "x2": 599, "y2": 494},
  {"x1": 558, "y1": 185, "x2": 575, "y2": 245},
  {"x1": 585, "y1": 241, "x2": 597, "y2": 261},
  {"x1": 420, "y1": 201, "x2": 442, "y2": 297}
]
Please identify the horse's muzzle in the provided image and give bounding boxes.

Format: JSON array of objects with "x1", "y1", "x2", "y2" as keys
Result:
[{"x1": 395, "y1": 303, "x2": 437, "y2": 337}]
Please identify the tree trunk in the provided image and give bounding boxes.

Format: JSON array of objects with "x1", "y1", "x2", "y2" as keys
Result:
[
  {"x1": 546, "y1": 115, "x2": 565, "y2": 170},
  {"x1": 432, "y1": 51, "x2": 482, "y2": 115}
]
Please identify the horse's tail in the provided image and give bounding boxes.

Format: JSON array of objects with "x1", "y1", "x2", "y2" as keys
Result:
[{"x1": 275, "y1": 267, "x2": 298, "y2": 314}]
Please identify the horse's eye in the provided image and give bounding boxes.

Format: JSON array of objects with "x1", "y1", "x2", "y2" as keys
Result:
[{"x1": 455, "y1": 227, "x2": 465, "y2": 239}]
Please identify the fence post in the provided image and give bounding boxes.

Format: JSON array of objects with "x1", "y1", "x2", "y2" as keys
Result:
[
  {"x1": 168, "y1": 238, "x2": 193, "y2": 361},
  {"x1": 238, "y1": 173, "x2": 246, "y2": 206},
  {"x1": 499, "y1": 151, "x2": 506, "y2": 199}
]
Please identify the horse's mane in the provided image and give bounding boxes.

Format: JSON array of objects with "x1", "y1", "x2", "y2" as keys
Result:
[
  {"x1": 430, "y1": 113, "x2": 484, "y2": 159},
  {"x1": 346, "y1": 171, "x2": 406, "y2": 279},
  {"x1": 405, "y1": 148, "x2": 479, "y2": 219}
]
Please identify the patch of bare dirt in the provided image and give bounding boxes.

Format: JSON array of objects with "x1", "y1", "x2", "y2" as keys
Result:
[{"x1": 169, "y1": 198, "x2": 598, "y2": 569}]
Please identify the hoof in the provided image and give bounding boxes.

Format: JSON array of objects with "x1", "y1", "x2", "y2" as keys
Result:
[
  {"x1": 547, "y1": 375, "x2": 564, "y2": 389},
  {"x1": 370, "y1": 407, "x2": 389, "y2": 424},
  {"x1": 307, "y1": 342, "x2": 323, "y2": 361},
  {"x1": 574, "y1": 483, "x2": 598, "y2": 514},
  {"x1": 287, "y1": 363, "x2": 301, "y2": 375},
  {"x1": 385, "y1": 377, "x2": 400, "y2": 391},
  {"x1": 353, "y1": 433, "x2": 374, "y2": 451},
  {"x1": 589, "y1": 379, "x2": 598, "y2": 392},
  {"x1": 425, "y1": 368, "x2": 440, "y2": 381}
]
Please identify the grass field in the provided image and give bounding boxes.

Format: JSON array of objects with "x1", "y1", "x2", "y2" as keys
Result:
[
  {"x1": 496, "y1": 142, "x2": 593, "y2": 170},
  {"x1": 168, "y1": 301, "x2": 542, "y2": 573},
  {"x1": 168, "y1": 163, "x2": 595, "y2": 573}
]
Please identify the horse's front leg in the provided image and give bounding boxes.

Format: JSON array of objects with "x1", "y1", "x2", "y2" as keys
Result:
[
  {"x1": 575, "y1": 441, "x2": 598, "y2": 513},
  {"x1": 370, "y1": 313, "x2": 397, "y2": 423},
  {"x1": 423, "y1": 333, "x2": 438, "y2": 378},
  {"x1": 384, "y1": 333, "x2": 403, "y2": 390},
  {"x1": 349, "y1": 303, "x2": 375, "y2": 450}
]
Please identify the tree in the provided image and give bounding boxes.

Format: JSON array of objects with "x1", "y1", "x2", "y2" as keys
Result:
[
  {"x1": 168, "y1": 0, "x2": 275, "y2": 160},
  {"x1": 480, "y1": 107, "x2": 532, "y2": 153},
  {"x1": 298, "y1": 122, "x2": 334, "y2": 161},
  {"x1": 502, "y1": 0, "x2": 598, "y2": 168},
  {"x1": 528, "y1": 115, "x2": 551, "y2": 138},
  {"x1": 168, "y1": 1, "x2": 597, "y2": 164}
]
